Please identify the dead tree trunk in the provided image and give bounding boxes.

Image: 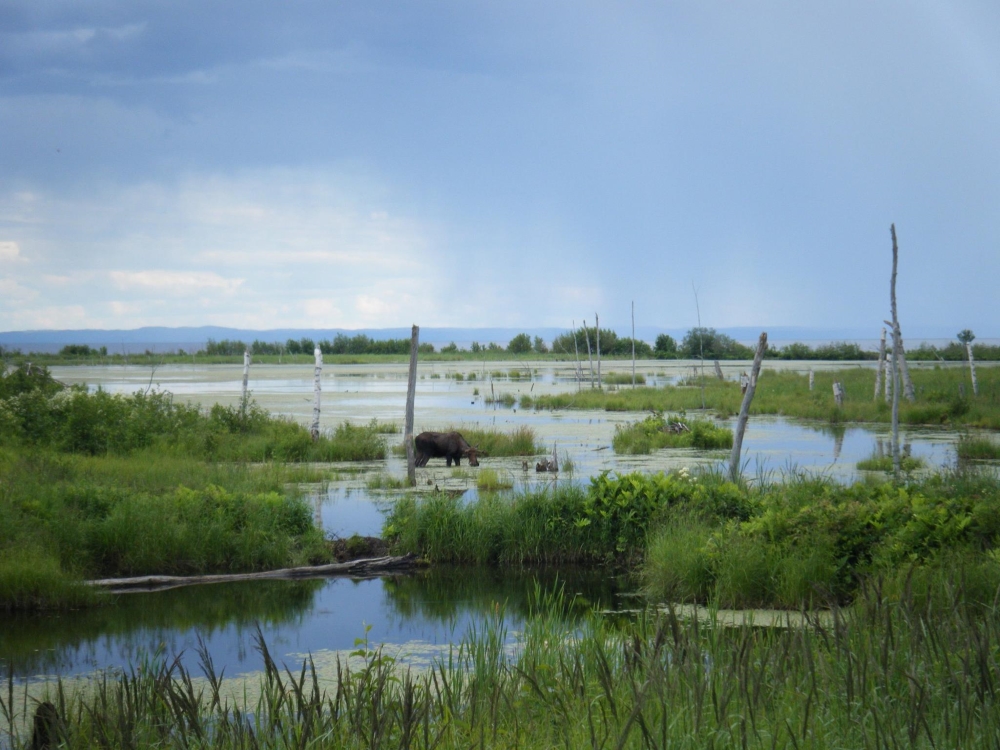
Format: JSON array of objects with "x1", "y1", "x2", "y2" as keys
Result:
[
  {"x1": 595, "y1": 312, "x2": 602, "y2": 389},
  {"x1": 584, "y1": 320, "x2": 595, "y2": 388},
  {"x1": 241, "y1": 349, "x2": 250, "y2": 418},
  {"x1": 714, "y1": 360, "x2": 724, "y2": 380},
  {"x1": 729, "y1": 332, "x2": 767, "y2": 482},
  {"x1": 875, "y1": 327, "x2": 887, "y2": 400},
  {"x1": 889, "y1": 225, "x2": 916, "y2": 402},
  {"x1": 833, "y1": 381, "x2": 844, "y2": 407},
  {"x1": 572, "y1": 320, "x2": 582, "y2": 389},
  {"x1": 809, "y1": 369, "x2": 814, "y2": 391},
  {"x1": 631, "y1": 301, "x2": 636, "y2": 388},
  {"x1": 405, "y1": 325, "x2": 419, "y2": 486},
  {"x1": 967, "y1": 342, "x2": 979, "y2": 397},
  {"x1": 310, "y1": 346, "x2": 322, "y2": 441},
  {"x1": 886, "y1": 320, "x2": 901, "y2": 475}
]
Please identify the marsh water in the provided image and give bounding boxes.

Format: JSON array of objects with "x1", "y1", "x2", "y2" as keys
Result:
[{"x1": 1, "y1": 360, "x2": 978, "y2": 699}]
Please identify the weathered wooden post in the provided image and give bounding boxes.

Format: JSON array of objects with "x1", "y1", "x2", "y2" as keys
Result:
[
  {"x1": 889, "y1": 225, "x2": 915, "y2": 402},
  {"x1": 631, "y1": 301, "x2": 636, "y2": 388},
  {"x1": 714, "y1": 360, "x2": 724, "y2": 380},
  {"x1": 595, "y1": 312, "x2": 602, "y2": 389},
  {"x1": 405, "y1": 325, "x2": 419, "y2": 486},
  {"x1": 809, "y1": 369, "x2": 814, "y2": 391},
  {"x1": 874, "y1": 327, "x2": 887, "y2": 400},
  {"x1": 729, "y1": 332, "x2": 767, "y2": 482},
  {"x1": 833, "y1": 381, "x2": 844, "y2": 407},
  {"x1": 310, "y1": 346, "x2": 322, "y2": 441},
  {"x1": 241, "y1": 348, "x2": 250, "y2": 418},
  {"x1": 552, "y1": 441, "x2": 559, "y2": 473}
]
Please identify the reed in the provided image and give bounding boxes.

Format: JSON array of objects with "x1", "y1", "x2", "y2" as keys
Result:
[
  {"x1": 957, "y1": 434, "x2": 1000, "y2": 460},
  {"x1": 6, "y1": 577, "x2": 1000, "y2": 749}
]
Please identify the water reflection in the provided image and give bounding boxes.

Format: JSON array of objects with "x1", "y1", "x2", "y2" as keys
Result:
[{"x1": 1, "y1": 567, "x2": 632, "y2": 684}]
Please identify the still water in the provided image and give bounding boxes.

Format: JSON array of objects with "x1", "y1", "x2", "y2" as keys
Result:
[{"x1": 1, "y1": 361, "x2": 975, "y2": 697}]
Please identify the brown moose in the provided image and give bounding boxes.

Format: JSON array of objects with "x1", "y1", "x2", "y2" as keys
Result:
[{"x1": 414, "y1": 431, "x2": 480, "y2": 467}]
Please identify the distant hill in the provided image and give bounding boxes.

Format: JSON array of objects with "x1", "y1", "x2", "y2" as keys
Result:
[{"x1": 0, "y1": 324, "x2": 992, "y2": 354}]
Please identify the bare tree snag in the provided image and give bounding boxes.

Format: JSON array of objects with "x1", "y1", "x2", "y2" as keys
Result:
[
  {"x1": 967, "y1": 342, "x2": 979, "y2": 397},
  {"x1": 886, "y1": 319, "x2": 901, "y2": 475},
  {"x1": 572, "y1": 319, "x2": 582, "y2": 389},
  {"x1": 405, "y1": 325, "x2": 419, "y2": 486},
  {"x1": 311, "y1": 346, "x2": 322, "y2": 441},
  {"x1": 595, "y1": 312, "x2": 601, "y2": 389},
  {"x1": 729, "y1": 332, "x2": 767, "y2": 482},
  {"x1": 631, "y1": 301, "x2": 636, "y2": 388},
  {"x1": 809, "y1": 369, "x2": 814, "y2": 391},
  {"x1": 584, "y1": 318, "x2": 594, "y2": 388},
  {"x1": 889, "y1": 225, "x2": 916, "y2": 402},
  {"x1": 833, "y1": 381, "x2": 844, "y2": 407},
  {"x1": 875, "y1": 327, "x2": 887, "y2": 400},
  {"x1": 714, "y1": 360, "x2": 724, "y2": 380},
  {"x1": 241, "y1": 349, "x2": 250, "y2": 418}
]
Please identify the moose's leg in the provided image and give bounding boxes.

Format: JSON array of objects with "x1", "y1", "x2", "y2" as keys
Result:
[
  {"x1": 446, "y1": 456, "x2": 453, "y2": 467},
  {"x1": 454, "y1": 456, "x2": 461, "y2": 466},
  {"x1": 415, "y1": 452, "x2": 429, "y2": 467}
]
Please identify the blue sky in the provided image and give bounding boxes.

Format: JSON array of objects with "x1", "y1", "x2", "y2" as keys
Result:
[{"x1": 1, "y1": 1, "x2": 998, "y2": 335}]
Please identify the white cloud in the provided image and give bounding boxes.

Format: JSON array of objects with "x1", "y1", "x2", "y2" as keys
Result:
[
  {"x1": 109, "y1": 270, "x2": 245, "y2": 294},
  {"x1": 0, "y1": 241, "x2": 22, "y2": 261},
  {"x1": 0, "y1": 278, "x2": 38, "y2": 303}
]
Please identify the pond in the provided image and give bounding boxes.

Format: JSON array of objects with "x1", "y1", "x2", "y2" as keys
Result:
[{"x1": 1, "y1": 360, "x2": 977, "y2": 702}]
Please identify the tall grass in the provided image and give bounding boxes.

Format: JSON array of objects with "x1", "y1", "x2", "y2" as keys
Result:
[
  {"x1": 644, "y1": 469, "x2": 1000, "y2": 608},
  {"x1": 958, "y1": 434, "x2": 1000, "y2": 460},
  {"x1": 6, "y1": 579, "x2": 1000, "y2": 748},
  {"x1": 0, "y1": 448, "x2": 330, "y2": 611}
]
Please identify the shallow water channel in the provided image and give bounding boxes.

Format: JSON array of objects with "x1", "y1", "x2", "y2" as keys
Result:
[{"x1": 1, "y1": 360, "x2": 977, "y2": 698}]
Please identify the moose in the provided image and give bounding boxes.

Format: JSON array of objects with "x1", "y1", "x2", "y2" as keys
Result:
[{"x1": 414, "y1": 431, "x2": 480, "y2": 467}]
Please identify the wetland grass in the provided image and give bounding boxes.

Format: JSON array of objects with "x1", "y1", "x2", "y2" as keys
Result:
[
  {"x1": 958, "y1": 434, "x2": 1000, "y2": 460},
  {"x1": 475, "y1": 468, "x2": 514, "y2": 491},
  {"x1": 6, "y1": 578, "x2": 1000, "y2": 749},
  {"x1": 529, "y1": 365, "x2": 1000, "y2": 428},
  {"x1": 0, "y1": 448, "x2": 330, "y2": 611},
  {"x1": 856, "y1": 453, "x2": 926, "y2": 472},
  {"x1": 612, "y1": 412, "x2": 733, "y2": 454}
]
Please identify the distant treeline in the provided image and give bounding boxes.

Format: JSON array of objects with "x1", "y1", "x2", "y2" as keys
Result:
[
  {"x1": 1, "y1": 328, "x2": 997, "y2": 361},
  {"x1": 206, "y1": 335, "x2": 436, "y2": 356}
]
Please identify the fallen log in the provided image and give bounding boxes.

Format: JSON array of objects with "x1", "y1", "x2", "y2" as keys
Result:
[{"x1": 87, "y1": 554, "x2": 423, "y2": 593}]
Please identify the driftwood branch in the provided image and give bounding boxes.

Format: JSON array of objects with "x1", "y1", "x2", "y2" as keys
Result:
[{"x1": 87, "y1": 554, "x2": 423, "y2": 593}]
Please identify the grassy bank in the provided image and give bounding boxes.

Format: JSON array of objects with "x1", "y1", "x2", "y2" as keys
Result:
[
  {"x1": 527, "y1": 365, "x2": 1000, "y2": 428},
  {"x1": 6, "y1": 579, "x2": 1000, "y2": 748},
  {"x1": 0, "y1": 449, "x2": 331, "y2": 611}
]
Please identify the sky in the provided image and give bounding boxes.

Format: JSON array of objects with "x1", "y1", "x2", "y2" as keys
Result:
[{"x1": 1, "y1": 1, "x2": 998, "y2": 335}]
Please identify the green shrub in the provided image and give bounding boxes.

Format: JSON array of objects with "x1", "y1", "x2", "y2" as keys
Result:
[{"x1": 613, "y1": 413, "x2": 733, "y2": 454}]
